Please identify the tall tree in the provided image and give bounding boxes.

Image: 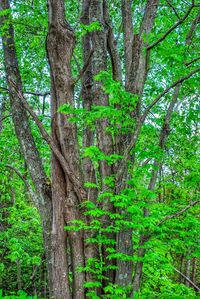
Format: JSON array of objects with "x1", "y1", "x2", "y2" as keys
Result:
[{"x1": 0, "y1": 0, "x2": 199, "y2": 298}]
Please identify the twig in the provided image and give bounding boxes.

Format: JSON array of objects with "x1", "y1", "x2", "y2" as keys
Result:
[{"x1": 0, "y1": 114, "x2": 12, "y2": 123}]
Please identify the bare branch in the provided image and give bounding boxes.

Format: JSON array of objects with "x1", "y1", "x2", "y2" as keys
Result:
[
  {"x1": 173, "y1": 267, "x2": 200, "y2": 291},
  {"x1": 140, "y1": 157, "x2": 152, "y2": 167},
  {"x1": 0, "y1": 86, "x2": 50, "y2": 97},
  {"x1": 142, "y1": 66, "x2": 200, "y2": 122},
  {"x1": 186, "y1": 6, "x2": 200, "y2": 44},
  {"x1": 165, "y1": 0, "x2": 180, "y2": 19},
  {"x1": 147, "y1": 3, "x2": 195, "y2": 50},
  {"x1": 185, "y1": 55, "x2": 200, "y2": 66},
  {"x1": 0, "y1": 114, "x2": 12, "y2": 123},
  {"x1": 158, "y1": 200, "x2": 200, "y2": 225},
  {"x1": 24, "y1": 91, "x2": 50, "y2": 97}
]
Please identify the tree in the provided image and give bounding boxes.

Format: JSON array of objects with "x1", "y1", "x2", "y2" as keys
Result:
[{"x1": 0, "y1": 0, "x2": 199, "y2": 298}]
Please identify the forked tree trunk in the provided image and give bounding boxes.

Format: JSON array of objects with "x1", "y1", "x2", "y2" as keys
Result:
[{"x1": 46, "y1": 1, "x2": 86, "y2": 298}]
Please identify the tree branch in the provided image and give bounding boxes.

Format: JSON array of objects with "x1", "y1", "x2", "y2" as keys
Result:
[
  {"x1": 6, "y1": 164, "x2": 26, "y2": 181},
  {"x1": 71, "y1": 48, "x2": 94, "y2": 86},
  {"x1": 147, "y1": 3, "x2": 195, "y2": 50},
  {"x1": 104, "y1": 0, "x2": 122, "y2": 82},
  {"x1": 0, "y1": 114, "x2": 12, "y2": 123},
  {"x1": 142, "y1": 66, "x2": 200, "y2": 122},
  {"x1": 173, "y1": 267, "x2": 200, "y2": 291},
  {"x1": 0, "y1": 86, "x2": 50, "y2": 97},
  {"x1": 165, "y1": 0, "x2": 180, "y2": 19},
  {"x1": 6, "y1": 164, "x2": 39, "y2": 207},
  {"x1": 8, "y1": 79, "x2": 86, "y2": 201},
  {"x1": 186, "y1": 6, "x2": 200, "y2": 44},
  {"x1": 116, "y1": 67, "x2": 200, "y2": 183},
  {"x1": 185, "y1": 55, "x2": 200, "y2": 66},
  {"x1": 158, "y1": 200, "x2": 200, "y2": 225}
]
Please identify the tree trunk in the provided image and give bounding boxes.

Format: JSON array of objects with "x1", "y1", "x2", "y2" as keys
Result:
[
  {"x1": 0, "y1": 1, "x2": 53, "y2": 296},
  {"x1": 90, "y1": 0, "x2": 115, "y2": 284},
  {"x1": 46, "y1": 1, "x2": 86, "y2": 298}
]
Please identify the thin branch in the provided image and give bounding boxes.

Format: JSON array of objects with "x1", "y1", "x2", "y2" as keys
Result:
[
  {"x1": 6, "y1": 164, "x2": 39, "y2": 208},
  {"x1": 116, "y1": 67, "x2": 200, "y2": 183},
  {"x1": 71, "y1": 48, "x2": 94, "y2": 86},
  {"x1": 158, "y1": 200, "x2": 200, "y2": 225},
  {"x1": 140, "y1": 157, "x2": 152, "y2": 167},
  {"x1": 8, "y1": 79, "x2": 86, "y2": 201},
  {"x1": 6, "y1": 164, "x2": 26, "y2": 181},
  {"x1": 173, "y1": 267, "x2": 200, "y2": 291},
  {"x1": 24, "y1": 91, "x2": 50, "y2": 97},
  {"x1": 185, "y1": 55, "x2": 200, "y2": 66},
  {"x1": 104, "y1": 0, "x2": 122, "y2": 82},
  {"x1": 142, "y1": 66, "x2": 200, "y2": 122},
  {"x1": 165, "y1": 0, "x2": 180, "y2": 19},
  {"x1": 186, "y1": 6, "x2": 200, "y2": 44},
  {"x1": 0, "y1": 86, "x2": 50, "y2": 97},
  {"x1": 0, "y1": 114, "x2": 12, "y2": 123},
  {"x1": 147, "y1": 3, "x2": 195, "y2": 50}
]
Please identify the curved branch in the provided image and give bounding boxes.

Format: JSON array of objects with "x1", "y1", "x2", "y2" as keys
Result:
[
  {"x1": 147, "y1": 3, "x2": 195, "y2": 50},
  {"x1": 142, "y1": 66, "x2": 200, "y2": 122}
]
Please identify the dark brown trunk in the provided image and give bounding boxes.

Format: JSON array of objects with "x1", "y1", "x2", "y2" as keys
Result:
[{"x1": 46, "y1": 1, "x2": 86, "y2": 298}]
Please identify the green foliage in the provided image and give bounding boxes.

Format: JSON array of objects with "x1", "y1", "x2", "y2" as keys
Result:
[{"x1": 0, "y1": 289, "x2": 38, "y2": 298}]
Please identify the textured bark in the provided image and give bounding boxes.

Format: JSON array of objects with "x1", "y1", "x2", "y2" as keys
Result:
[
  {"x1": 104, "y1": 0, "x2": 122, "y2": 82},
  {"x1": 185, "y1": 257, "x2": 191, "y2": 287},
  {"x1": 128, "y1": 0, "x2": 159, "y2": 101},
  {"x1": 81, "y1": 0, "x2": 100, "y2": 277},
  {"x1": 46, "y1": 1, "x2": 85, "y2": 298},
  {"x1": 89, "y1": 0, "x2": 115, "y2": 284},
  {"x1": 121, "y1": 0, "x2": 133, "y2": 85},
  {"x1": 116, "y1": 1, "x2": 159, "y2": 288},
  {"x1": 0, "y1": 1, "x2": 53, "y2": 296},
  {"x1": 81, "y1": 0, "x2": 97, "y2": 203}
]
